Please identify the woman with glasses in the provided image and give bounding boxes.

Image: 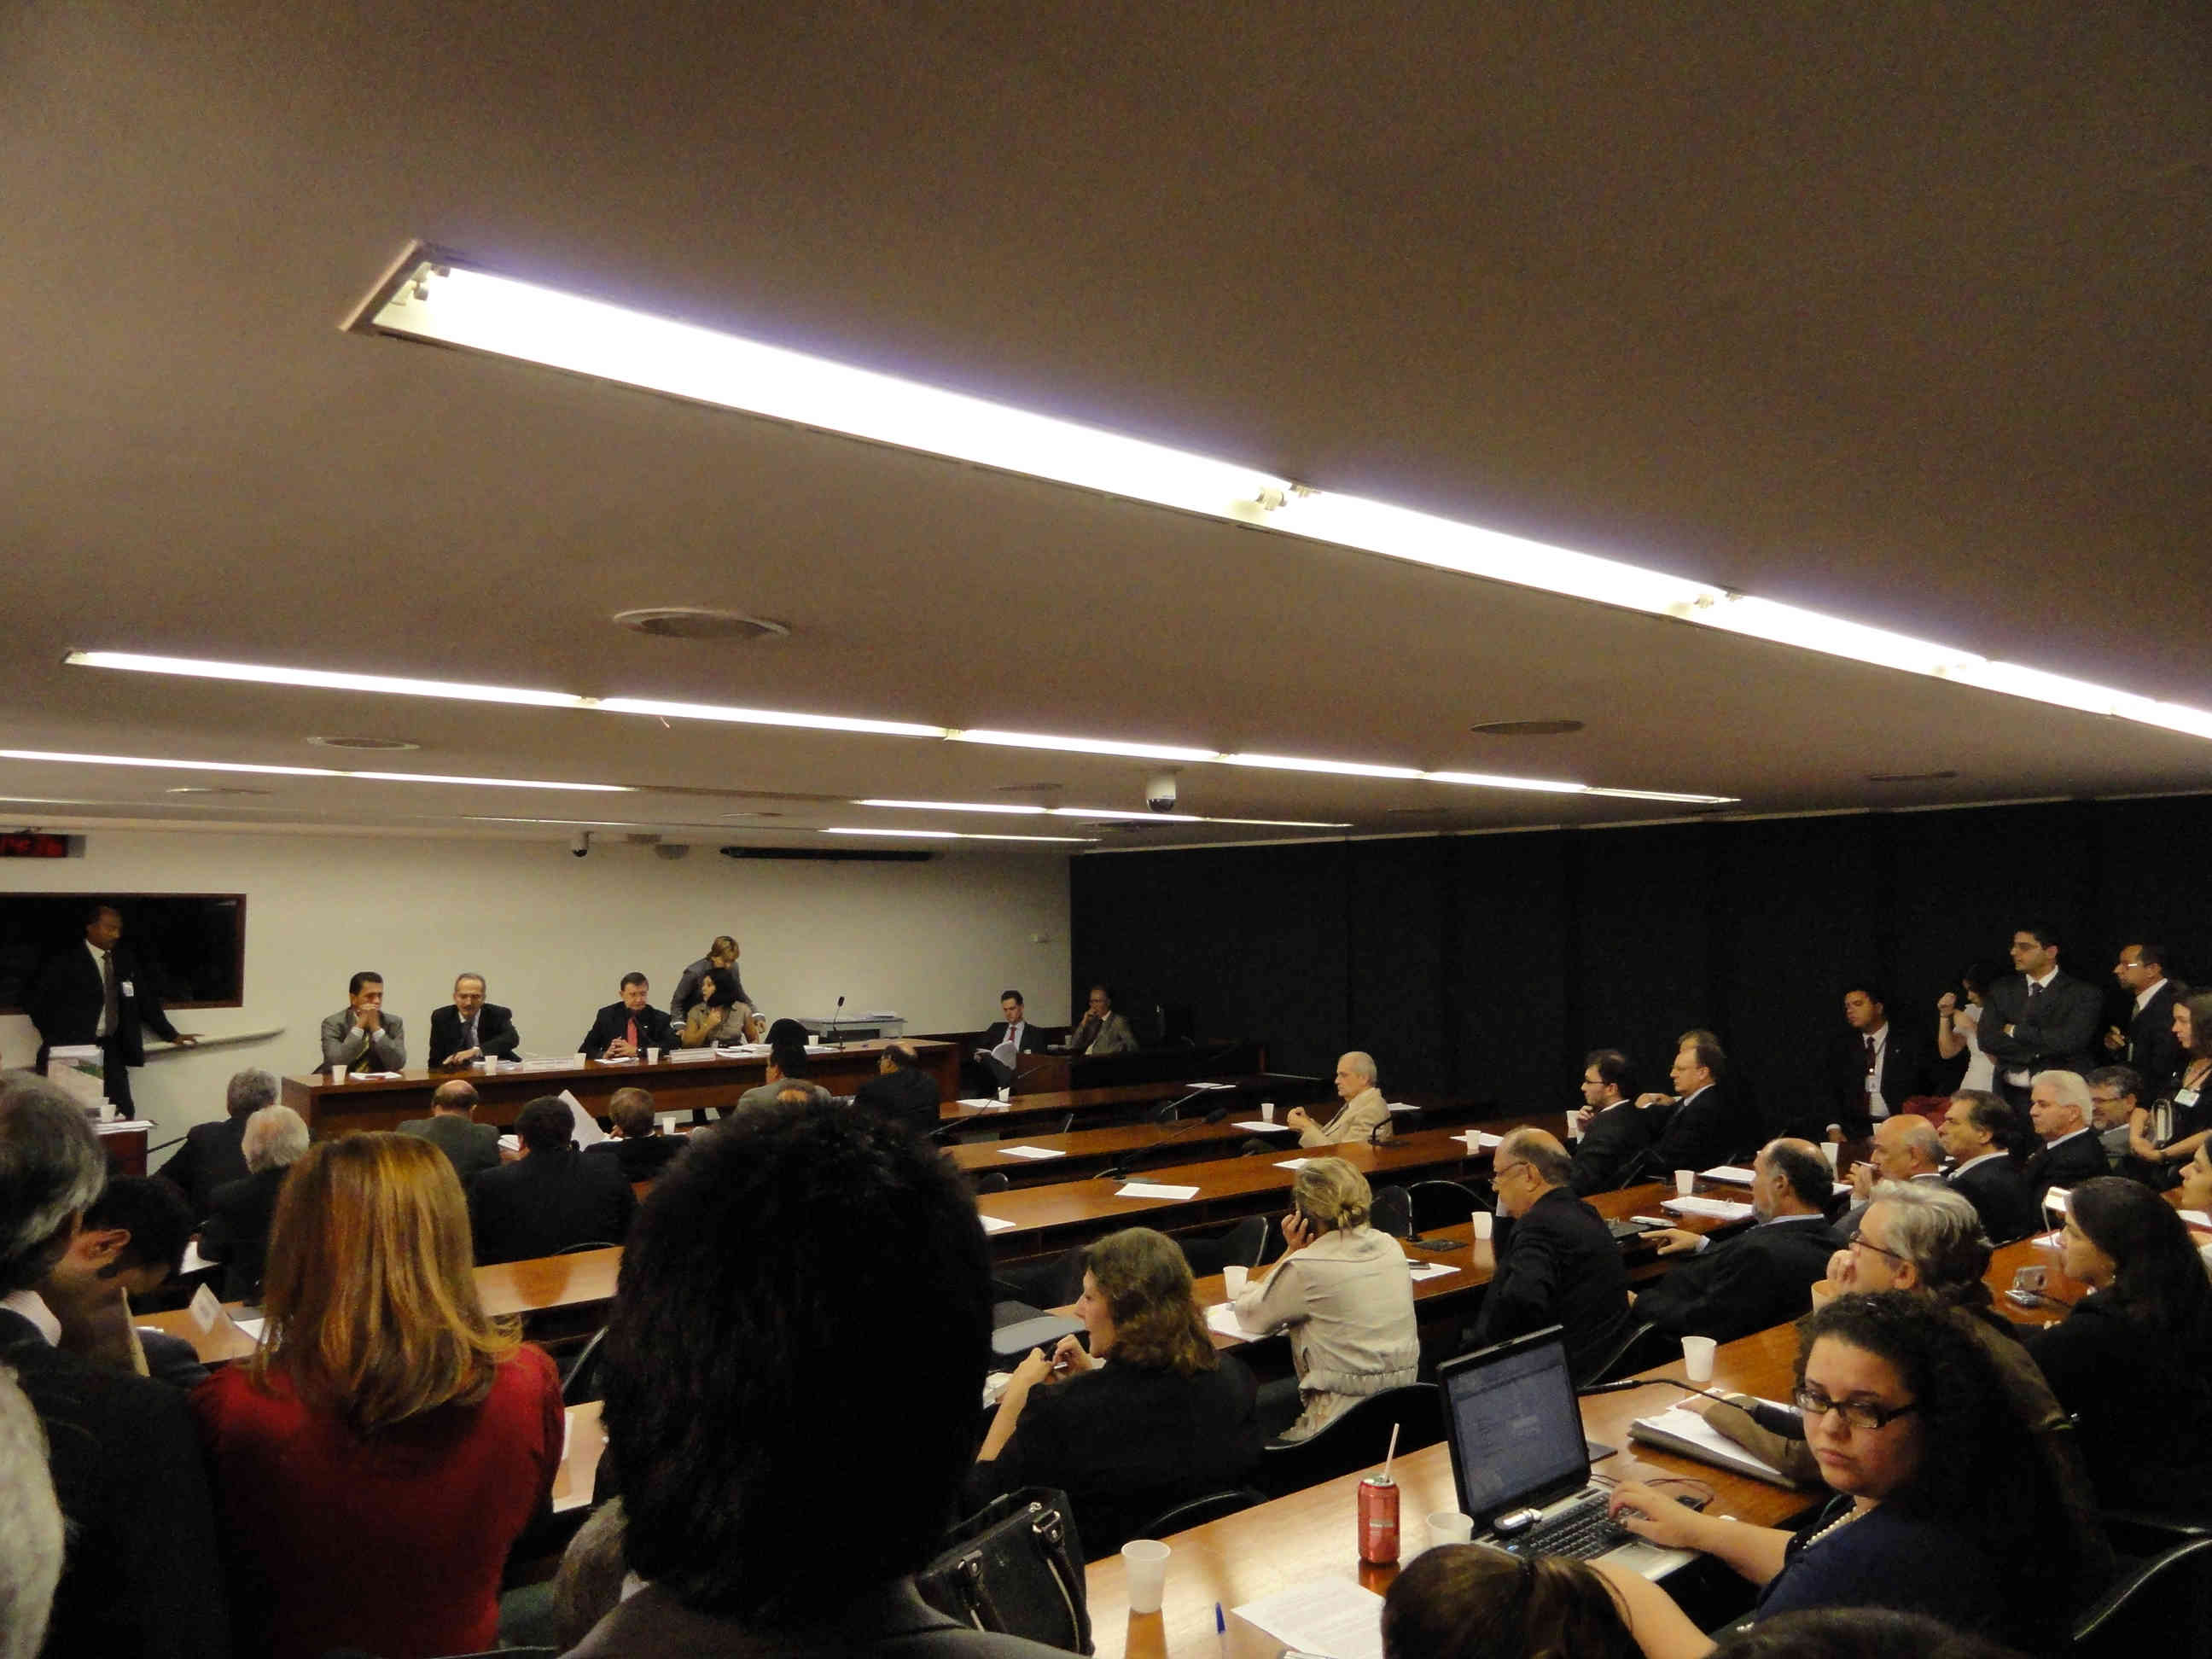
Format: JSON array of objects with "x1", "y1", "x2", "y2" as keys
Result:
[
  {"x1": 1584, "y1": 1292, "x2": 2060, "y2": 1657},
  {"x1": 2023, "y1": 1175, "x2": 2212, "y2": 1511}
]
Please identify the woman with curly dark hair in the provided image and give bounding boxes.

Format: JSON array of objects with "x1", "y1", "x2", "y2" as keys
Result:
[
  {"x1": 1585, "y1": 1292, "x2": 2063, "y2": 1657},
  {"x1": 2025, "y1": 1175, "x2": 2212, "y2": 1511},
  {"x1": 970, "y1": 1226, "x2": 1261, "y2": 1558},
  {"x1": 1382, "y1": 1545, "x2": 1640, "y2": 1659}
]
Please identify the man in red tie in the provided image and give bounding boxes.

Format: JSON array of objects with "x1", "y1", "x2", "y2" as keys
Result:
[
  {"x1": 581, "y1": 973, "x2": 678, "y2": 1061},
  {"x1": 1820, "y1": 981, "x2": 1931, "y2": 1142}
]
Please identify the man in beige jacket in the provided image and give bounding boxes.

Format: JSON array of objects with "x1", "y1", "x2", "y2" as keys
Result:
[{"x1": 1287, "y1": 1052, "x2": 1394, "y2": 1147}]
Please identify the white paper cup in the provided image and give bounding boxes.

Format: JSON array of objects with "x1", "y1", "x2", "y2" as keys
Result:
[
  {"x1": 329, "y1": 1066, "x2": 348, "y2": 1086},
  {"x1": 571, "y1": 1052, "x2": 588, "y2": 1068},
  {"x1": 1260, "y1": 1101, "x2": 1276, "y2": 1122},
  {"x1": 1674, "y1": 1169, "x2": 1697, "y2": 1196},
  {"x1": 478, "y1": 1056, "x2": 496, "y2": 1074},
  {"x1": 1470, "y1": 1210, "x2": 1493, "y2": 1241},
  {"x1": 1223, "y1": 1265, "x2": 1249, "y2": 1298},
  {"x1": 1821, "y1": 1142, "x2": 1841, "y2": 1169},
  {"x1": 1121, "y1": 1540, "x2": 1170, "y2": 1614},
  {"x1": 996, "y1": 1086, "x2": 1012, "y2": 1103},
  {"x1": 646, "y1": 1046, "x2": 662, "y2": 1065},
  {"x1": 1682, "y1": 1335, "x2": 1717, "y2": 1382},
  {"x1": 1427, "y1": 1510, "x2": 1475, "y2": 1546}
]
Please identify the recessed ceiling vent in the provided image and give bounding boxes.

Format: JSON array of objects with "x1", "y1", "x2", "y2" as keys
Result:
[
  {"x1": 307, "y1": 735, "x2": 421, "y2": 751},
  {"x1": 1866, "y1": 769, "x2": 1959, "y2": 783},
  {"x1": 1470, "y1": 719, "x2": 1584, "y2": 736},
  {"x1": 614, "y1": 608, "x2": 791, "y2": 642}
]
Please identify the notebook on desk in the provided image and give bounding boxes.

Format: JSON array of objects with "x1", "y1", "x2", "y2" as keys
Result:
[{"x1": 1438, "y1": 1329, "x2": 1697, "y2": 1580}]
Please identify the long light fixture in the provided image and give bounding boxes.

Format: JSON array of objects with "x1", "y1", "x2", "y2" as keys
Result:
[
  {"x1": 823, "y1": 827, "x2": 1097, "y2": 843},
  {"x1": 346, "y1": 247, "x2": 2212, "y2": 748},
  {"x1": 855, "y1": 798, "x2": 1354, "y2": 828},
  {"x1": 946, "y1": 730, "x2": 1220, "y2": 763},
  {"x1": 65, "y1": 650, "x2": 588, "y2": 709},
  {"x1": 0, "y1": 748, "x2": 628, "y2": 792}
]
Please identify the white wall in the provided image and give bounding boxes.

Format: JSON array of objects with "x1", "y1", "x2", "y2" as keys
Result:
[{"x1": 1, "y1": 829, "x2": 1071, "y2": 1138}]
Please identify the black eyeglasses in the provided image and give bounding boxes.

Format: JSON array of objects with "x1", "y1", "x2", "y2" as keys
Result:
[
  {"x1": 1847, "y1": 1234, "x2": 1908, "y2": 1266},
  {"x1": 1793, "y1": 1387, "x2": 1919, "y2": 1431}
]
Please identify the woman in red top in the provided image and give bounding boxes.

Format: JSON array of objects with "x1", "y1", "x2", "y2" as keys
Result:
[{"x1": 192, "y1": 1132, "x2": 563, "y2": 1659}]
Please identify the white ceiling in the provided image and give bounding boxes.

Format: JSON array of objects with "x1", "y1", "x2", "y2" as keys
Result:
[{"x1": 5, "y1": 2, "x2": 2209, "y2": 853}]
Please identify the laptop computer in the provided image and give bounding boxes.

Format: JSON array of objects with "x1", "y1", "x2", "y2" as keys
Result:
[{"x1": 1437, "y1": 1326, "x2": 1696, "y2": 1580}]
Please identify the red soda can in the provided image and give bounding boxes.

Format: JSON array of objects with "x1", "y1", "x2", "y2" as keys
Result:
[{"x1": 1357, "y1": 1474, "x2": 1400, "y2": 1564}]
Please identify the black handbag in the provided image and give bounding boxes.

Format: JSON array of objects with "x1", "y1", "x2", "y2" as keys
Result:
[{"x1": 915, "y1": 1487, "x2": 1092, "y2": 1654}]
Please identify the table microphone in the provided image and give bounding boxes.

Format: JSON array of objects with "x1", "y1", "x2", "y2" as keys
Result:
[
  {"x1": 1575, "y1": 1377, "x2": 1740, "y2": 1405},
  {"x1": 828, "y1": 994, "x2": 845, "y2": 1048}
]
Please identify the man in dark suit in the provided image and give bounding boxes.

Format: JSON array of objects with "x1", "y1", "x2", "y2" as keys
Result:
[
  {"x1": 1633, "y1": 1138, "x2": 1843, "y2": 1343},
  {"x1": 853, "y1": 1043, "x2": 942, "y2": 1138},
  {"x1": 199, "y1": 1103, "x2": 309, "y2": 1301},
  {"x1": 1823, "y1": 982, "x2": 1935, "y2": 1140},
  {"x1": 154, "y1": 1067, "x2": 275, "y2": 1214},
  {"x1": 23, "y1": 900, "x2": 200, "y2": 1115},
  {"x1": 1569, "y1": 1048, "x2": 1655, "y2": 1195},
  {"x1": 425, "y1": 972, "x2": 522, "y2": 1069},
  {"x1": 589, "y1": 1087, "x2": 686, "y2": 1180},
  {"x1": 1835, "y1": 1114, "x2": 1947, "y2": 1237},
  {"x1": 2022, "y1": 1070, "x2": 2111, "y2": 1196},
  {"x1": 1980, "y1": 923, "x2": 2102, "y2": 1108},
  {"x1": 34, "y1": 1174, "x2": 207, "y2": 1386},
  {"x1": 1644, "y1": 1038, "x2": 1748, "y2": 1176},
  {"x1": 975, "y1": 988, "x2": 1051, "y2": 1090},
  {"x1": 1469, "y1": 1128, "x2": 1631, "y2": 1381},
  {"x1": 0, "y1": 1074, "x2": 230, "y2": 1658},
  {"x1": 580, "y1": 972, "x2": 678, "y2": 1061},
  {"x1": 1939, "y1": 1090, "x2": 2039, "y2": 1243},
  {"x1": 2104, "y1": 943, "x2": 2182, "y2": 1085},
  {"x1": 396, "y1": 1078, "x2": 504, "y2": 1181},
  {"x1": 469, "y1": 1095, "x2": 638, "y2": 1264}
]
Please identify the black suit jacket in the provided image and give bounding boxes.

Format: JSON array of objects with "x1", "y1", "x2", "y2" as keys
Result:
[
  {"x1": 426, "y1": 1001, "x2": 522, "y2": 1068},
  {"x1": 1825, "y1": 1022, "x2": 1936, "y2": 1139},
  {"x1": 1569, "y1": 1103, "x2": 1656, "y2": 1196},
  {"x1": 1649, "y1": 1086, "x2": 1744, "y2": 1176},
  {"x1": 0, "y1": 1307, "x2": 230, "y2": 1659},
  {"x1": 155, "y1": 1115, "x2": 251, "y2": 1216},
  {"x1": 24, "y1": 940, "x2": 180, "y2": 1066},
  {"x1": 198, "y1": 1164, "x2": 290, "y2": 1301},
  {"x1": 579, "y1": 1000, "x2": 678, "y2": 1059},
  {"x1": 854, "y1": 1065, "x2": 943, "y2": 1138},
  {"x1": 587, "y1": 1134, "x2": 686, "y2": 1181},
  {"x1": 1635, "y1": 1215, "x2": 1842, "y2": 1343},
  {"x1": 469, "y1": 1148, "x2": 639, "y2": 1264},
  {"x1": 982, "y1": 1020, "x2": 1050, "y2": 1054},
  {"x1": 2116, "y1": 981, "x2": 2183, "y2": 1084},
  {"x1": 2022, "y1": 1131, "x2": 2110, "y2": 1199},
  {"x1": 1470, "y1": 1186, "x2": 1633, "y2": 1381},
  {"x1": 1947, "y1": 1154, "x2": 2040, "y2": 1243},
  {"x1": 1980, "y1": 970, "x2": 2102, "y2": 1084}
]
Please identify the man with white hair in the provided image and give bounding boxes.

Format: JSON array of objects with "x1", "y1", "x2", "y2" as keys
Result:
[
  {"x1": 200, "y1": 1103, "x2": 310, "y2": 1301},
  {"x1": 0, "y1": 1072, "x2": 228, "y2": 1657},
  {"x1": 155, "y1": 1065, "x2": 276, "y2": 1214},
  {"x1": 2023, "y1": 1069, "x2": 2109, "y2": 1194},
  {"x1": 0, "y1": 1364, "x2": 63, "y2": 1659},
  {"x1": 1837, "y1": 1114, "x2": 1947, "y2": 1237},
  {"x1": 1286, "y1": 1052, "x2": 1393, "y2": 1146}
]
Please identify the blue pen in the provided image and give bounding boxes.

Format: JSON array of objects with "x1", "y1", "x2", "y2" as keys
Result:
[{"x1": 1215, "y1": 1602, "x2": 1226, "y2": 1650}]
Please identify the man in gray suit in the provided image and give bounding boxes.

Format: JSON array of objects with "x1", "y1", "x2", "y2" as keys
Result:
[
  {"x1": 397, "y1": 1079, "x2": 503, "y2": 1181},
  {"x1": 317, "y1": 970, "x2": 406, "y2": 1072}
]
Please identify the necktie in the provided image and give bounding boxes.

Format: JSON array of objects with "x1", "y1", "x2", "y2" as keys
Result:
[
  {"x1": 627, "y1": 1016, "x2": 640, "y2": 1053},
  {"x1": 465, "y1": 1016, "x2": 477, "y2": 1050},
  {"x1": 2027, "y1": 981, "x2": 2043, "y2": 1003},
  {"x1": 1862, "y1": 1034, "x2": 1876, "y2": 1076},
  {"x1": 99, "y1": 950, "x2": 119, "y2": 1039}
]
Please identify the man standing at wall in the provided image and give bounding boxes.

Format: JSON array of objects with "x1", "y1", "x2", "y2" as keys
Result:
[{"x1": 26, "y1": 902, "x2": 199, "y2": 1117}]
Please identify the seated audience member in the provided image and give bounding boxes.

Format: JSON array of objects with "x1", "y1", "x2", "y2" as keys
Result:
[
  {"x1": 0, "y1": 1362, "x2": 65, "y2": 1659},
  {"x1": 193, "y1": 1132, "x2": 562, "y2": 1659},
  {"x1": 1633, "y1": 1141, "x2": 1843, "y2": 1344},
  {"x1": 38, "y1": 1175, "x2": 207, "y2": 1387},
  {"x1": 1824, "y1": 983, "x2": 1932, "y2": 1141},
  {"x1": 1059, "y1": 983, "x2": 1138, "y2": 1056},
  {"x1": 1286, "y1": 1051, "x2": 1394, "y2": 1146},
  {"x1": 973, "y1": 1225, "x2": 1262, "y2": 1559},
  {"x1": 2021, "y1": 1069, "x2": 2109, "y2": 1195},
  {"x1": 579, "y1": 971, "x2": 678, "y2": 1061},
  {"x1": 572, "y1": 1097, "x2": 1070, "y2": 1659},
  {"x1": 425, "y1": 971, "x2": 521, "y2": 1068},
  {"x1": 669, "y1": 933, "x2": 747, "y2": 1022},
  {"x1": 2086, "y1": 1064, "x2": 2140, "y2": 1172},
  {"x1": 397, "y1": 1076, "x2": 503, "y2": 1181},
  {"x1": 317, "y1": 969, "x2": 406, "y2": 1071},
  {"x1": 1230, "y1": 1158, "x2": 1418, "y2": 1440},
  {"x1": 732, "y1": 1041, "x2": 809, "y2": 1113},
  {"x1": 1648, "y1": 1038, "x2": 1746, "y2": 1174},
  {"x1": 679, "y1": 965, "x2": 757, "y2": 1048},
  {"x1": 200, "y1": 1103, "x2": 310, "y2": 1302},
  {"x1": 1570, "y1": 1048, "x2": 1655, "y2": 1195},
  {"x1": 1837, "y1": 1115, "x2": 1946, "y2": 1235},
  {"x1": 2123, "y1": 990, "x2": 2212, "y2": 1185},
  {"x1": 155, "y1": 1065, "x2": 274, "y2": 1212},
  {"x1": 0, "y1": 1073, "x2": 229, "y2": 1659},
  {"x1": 853, "y1": 1043, "x2": 942, "y2": 1138},
  {"x1": 469, "y1": 1096, "x2": 637, "y2": 1264},
  {"x1": 1382, "y1": 1544, "x2": 1641, "y2": 1659},
  {"x1": 1592, "y1": 1293, "x2": 2062, "y2": 1656},
  {"x1": 2023, "y1": 1175, "x2": 2212, "y2": 1513},
  {"x1": 589, "y1": 1086, "x2": 684, "y2": 1180},
  {"x1": 1708, "y1": 1609, "x2": 2029, "y2": 1659},
  {"x1": 975, "y1": 988, "x2": 1047, "y2": 1089},
  {"x1": 1938, "y1": 1091, "x2": 2037, "y2": 1243},
  {"x1": 1467, "y1": 1129, "x2": 1632, "y2": 1382}
]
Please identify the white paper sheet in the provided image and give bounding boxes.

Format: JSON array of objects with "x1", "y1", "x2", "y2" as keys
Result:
[
  {"x1": 1232, "y1": 1577, "x2": 1386, "y2": 1659},
  {"x1": 179, "y1": 1240, "x2": 212, "y2": 1277},
  {"x1": 1662, "y1": 1195, "x2": 1755, "y2": 1222},
  {"x1": 1406, "y1": 1261, "x2": 1461, "y2": 1281},
  {"x1": 1231, "y1": 1120, "x2": 1282, "y2": 1133},
  {"x1": 1458, "y1": 1132, "x2": 1502, "y2": 1150},
  {"x1": 979, "y1": 1215, "x2": 1016, "y2": 1234},
  {"x1": 231, "y1": 1316, "x2": 267, "y2": 1343},
  {"x1": 998, "y1": 1145, "x2": 1066, "y2": 1161},
  {"x1": 1206, "y1": 1302, "x2": 1266, "y2": 1338},
  {"x1": 498, "y1": 1133, "x2": 521, "y2": 1152},
  {"x1": 1116, "y1": 1181, "x2": 1201, "y2": 1201},
  {"x1": 1700, "y1": 1165, "x2": 1757, "y2": 1185},
  {"x1": 1630, "y1": 1404, "x2": 1792, "y2": 1483},
  {"x1": 1183, "y1": 1080, "x2": 1237, "y2": 1091},
  {"x1": 956, "y1": 1097, "x2": 1010, "y2": 1111},
  {"x1": 559, "y1": 1090, "x2": 608, "y2": 1148},
  {"x1": 1274, "y1": 1158, "x2": 1312, "y2": 1170}
]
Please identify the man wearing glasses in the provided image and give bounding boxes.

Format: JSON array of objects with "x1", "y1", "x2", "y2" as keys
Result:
[{"x1": 1464, "y1": 1128, "x2": 1632, "y2": 1382}]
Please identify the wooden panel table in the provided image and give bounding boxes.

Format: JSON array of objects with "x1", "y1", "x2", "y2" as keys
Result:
[
  {"x1": 940, "y1": 1075, "x2": 1334, "y2": 1138},
  {"x1": 281, "y1": 1039, "x2": 958, "y2": 1135}
]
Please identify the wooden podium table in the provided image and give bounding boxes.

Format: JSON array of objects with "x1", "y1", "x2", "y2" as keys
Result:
[{"x1": 280, "y1": 1039, "x2": 958, "y2": 1134}]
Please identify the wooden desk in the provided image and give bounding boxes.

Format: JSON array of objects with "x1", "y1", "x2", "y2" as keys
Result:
[
  {"x1": 940, "y1": 1075, "x2": 1332, "y2": 1136},
  {"x1": 281, "y1": 1039, "x2": 958, "y2": 1135},
  {"x1": 1083, "y1": 1323, "x2": 1815, "y2": 1659},
  {"x1": 952, "y1": 1120, "x2": 1294, "y2": 1185},
  {"x1": 1010, "y1": 1041, "x2": 1268, "y2": 1098}
]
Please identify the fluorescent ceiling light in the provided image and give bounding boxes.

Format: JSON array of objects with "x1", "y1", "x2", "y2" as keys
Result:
[
  {"x1": 345, "y1": 248, "x2": 2212, "y2": 750},
  {"x1": 0, "y1": 749, "x2": 626, "y2": 792},
  {"x1": 823, "y1": 827, "x2": 1097, "y2": 843},
  {"x1": 1581, "y1": 787, "x2": 1739, "y2": 805},
  {"x1": 854, "y1": 798, "x2": 1048, "y2": 815},
  {"x1": 64, "y1": 650, "x2": 587, "y2": 709},
  {"x1": 854, "y1": 799, "x2": 1353, "y2": 828},
  {"x1": 1421, "y1": 771, "x2": 1586, "y2": 795},
  {"x1": 1216, "y1": 754, "x2": 1427, "y2": 781},
  {"x1": 596, "y1": 696, "x2": 946, "y2": 739},
  {"x1": 947, "y1": 730, "x2": 1220, "y2": 763}
]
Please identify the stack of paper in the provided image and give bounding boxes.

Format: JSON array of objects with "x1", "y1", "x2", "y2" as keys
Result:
[
  {"x1": 979, "y1": 1215, "x2": 1016, "y2": 1234},
  {"x1": 1206, "y1": 1302, "x2": 1266, "y2": 1338},
  {"x1": 1662, "y1": 1194, "x2": 1756, "y2": 1222},
  {"x1": 1233, "y1": 1579, "x2": 1386, "y2": 1659},
  {"x1": 1628, "y1": 1404, "x2": 1800, "y2": 1487},
  {"x1": 1116, "y1": 1181, "x2": 1201, "y2": 1201},
  {"x1": 1406, "y1": 1261, "x2": 1461, "y2": 1281},
  {"x1": 956, "y1": 1097, "x2": 1010, "y2": 1111},
  {"x1": 1233, "y1": 1119, "x2": 1284, "y2": 1133},
  {"x1": 1183, "y1": 1080, "x2": 1237, "y2": 1091},
  {"x1": 997, "y1": 1145, "x2": 1066, "y2": 1161},
  {"x1": 1700, "y1": 1165, "x2": 1758, "y2": 1185}
]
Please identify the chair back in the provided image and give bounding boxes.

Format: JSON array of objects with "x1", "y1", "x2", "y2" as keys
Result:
[
  {"x1": 555, "y1": 1240, "x2": 620, "y2": 1254},
  {"x1": 1371, "y1": 1185, "x2": 1413, "y2": 1238},
  {"x1": 561, "y1": 1327, "x2": 608, "y2": 1406},
  {"x1": 1257, "y1": 1383, "x2": 1443, "y2": 1497},
  {"x1": 972, "y1": 1170, "x2": 1011, "y2": 1194},
  {"x1": 1582, "y1": 1319, "x2": 1675, "y2": 1387},
  {"x1": 1138, "y1": 1487, "x2": 1267, "y2": 1540},
  {"x1": 2071, "y1": 1536, "x2": 2212, "y2": 1656},
  {"x1": 1406, "y1": 1179, "x2": 1482, "y2": 1234}
]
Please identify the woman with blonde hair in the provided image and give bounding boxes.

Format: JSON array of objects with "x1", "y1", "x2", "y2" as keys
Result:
[
  {"x1": 971, "y1": 1225, "x2": 1261, "y2": 1558},
  {"x1": 1231, "y1": 1156, "x2": 1419, "y2": 1440},
  {"x1": 191, "y1": 1132, "x2": 563, "y2": 1659}
]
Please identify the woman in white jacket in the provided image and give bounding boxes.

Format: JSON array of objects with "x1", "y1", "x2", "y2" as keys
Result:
[{"x1": 1231, "y1": 1157, "x2": 1420, "y2": 1441}]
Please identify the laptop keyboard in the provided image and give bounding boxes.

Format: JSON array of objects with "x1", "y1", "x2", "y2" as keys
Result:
[{"x1": 1499, "y1": 1493, "x2": 1633, "y2": 1560}]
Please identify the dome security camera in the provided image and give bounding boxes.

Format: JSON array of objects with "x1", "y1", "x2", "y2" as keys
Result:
[
  {"x1": 569, "y1": 831, "x2": 591, "y2": 858},
  {"x1": 1145, "y1": 772, "x2": 1179, "y2": 813}
]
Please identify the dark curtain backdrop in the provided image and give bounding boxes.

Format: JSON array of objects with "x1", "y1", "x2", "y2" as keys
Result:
[{"x1": 1069, "y1": 795, "x2": 2212, "y2": 1126}]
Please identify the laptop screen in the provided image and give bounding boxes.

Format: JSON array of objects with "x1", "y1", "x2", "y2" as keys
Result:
[{"x1": 1439, "y1": 1328, "x2": 1589, "y2": 1522}]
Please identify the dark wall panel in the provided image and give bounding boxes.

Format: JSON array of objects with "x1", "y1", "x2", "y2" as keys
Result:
[
  {"x1": 1347, "y1": 838, "x2": 1451, "y2": 1095},
  {"x1": 1447, "y1": 831, "x2": 1571, "y2": 1109},
  {"x1": 1573, "y1": 824, "x2": 1717, "y2": 1084}
]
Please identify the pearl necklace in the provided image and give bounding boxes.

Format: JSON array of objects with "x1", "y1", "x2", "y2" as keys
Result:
[{"x1": 1803, "y1": 1503, "x2": 1871, "y2": 1548}]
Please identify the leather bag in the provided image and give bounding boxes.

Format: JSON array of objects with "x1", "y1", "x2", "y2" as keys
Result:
[{"x1": 915, "y1": 1487, "x2": 1092, "y2": 1654}]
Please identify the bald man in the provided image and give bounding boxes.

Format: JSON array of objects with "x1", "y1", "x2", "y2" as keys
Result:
[
  {"x1": 1837, "y1": 1114, "x2": 1946, "y2": 1238},
  {"x1": 1633, "y1": 1139, "x2": 1845, "y2": 1343},
  {"x1": 1286, "y1": 1052, "x2": 1394, "y2": 1146},
  {"x1": 1466, "y1": 1128, "x2": 1632, "y2": 1382}
]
